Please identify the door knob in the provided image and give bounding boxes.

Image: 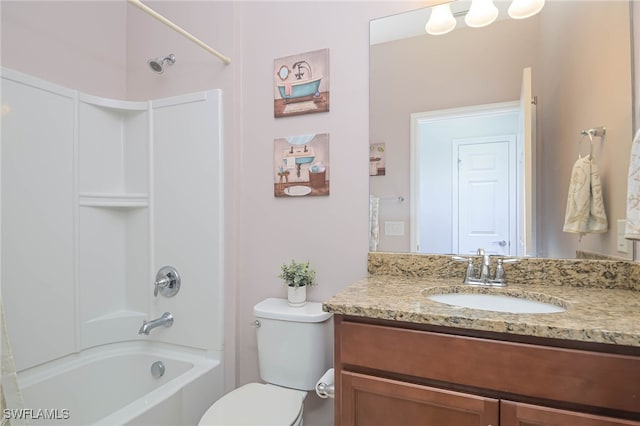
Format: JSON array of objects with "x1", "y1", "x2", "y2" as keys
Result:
[{"x1": 492, "y1": 240, "x2": 507, "y2": 247}]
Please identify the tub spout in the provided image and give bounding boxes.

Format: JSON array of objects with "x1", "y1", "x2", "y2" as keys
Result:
[{"x1": 139, "y1": 312, "x2": 173, "y2": 335}]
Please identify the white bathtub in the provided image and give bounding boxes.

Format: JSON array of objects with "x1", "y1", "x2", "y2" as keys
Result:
[{"x1": 15, "y1": 342, "x2": 222, "y2": 425}]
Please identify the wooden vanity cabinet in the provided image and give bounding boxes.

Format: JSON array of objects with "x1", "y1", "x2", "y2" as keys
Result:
[{"x1": 334, "y1": 315, "x2": 640, "y2": 426}]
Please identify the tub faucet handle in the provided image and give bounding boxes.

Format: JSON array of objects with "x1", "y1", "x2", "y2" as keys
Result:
[{"x1": 154, "y1": 266, "x2": 181, "y2": 297}]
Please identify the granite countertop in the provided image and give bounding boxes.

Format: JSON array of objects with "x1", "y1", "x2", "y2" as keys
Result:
[{"x1": 323, "y1": 275, "x2": 640, "y2": 347}]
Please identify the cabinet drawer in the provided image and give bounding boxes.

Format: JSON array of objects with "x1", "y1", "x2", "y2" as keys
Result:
[
  {"x1": 501, "y1": 400, "x2": 640, "y2": 426},
  {"x1": 341, "y1": 371, "x2": 499, "y2": 426},
  {"x1": 339, "y1": 321, "x2": 640, "y2": 414}
]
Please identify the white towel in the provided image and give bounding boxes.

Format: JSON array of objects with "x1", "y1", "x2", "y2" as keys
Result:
[
  {"x1": 563, "y1": 155, "x2": 608, "y2": 236},
  {"x1": 369, "y1": 195, "x2": 380, "y2": 251},
  {"x1": 624, "y1": 129, "x2": 640, "y2": 239}
]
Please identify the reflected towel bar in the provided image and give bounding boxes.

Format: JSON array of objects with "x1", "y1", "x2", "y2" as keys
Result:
[
  {"x1": 380, "y1": 196, "x2": 405, "y2": 203},
  {"x1": 581, "y1": 126, "x2": 606, "y2": 138}
]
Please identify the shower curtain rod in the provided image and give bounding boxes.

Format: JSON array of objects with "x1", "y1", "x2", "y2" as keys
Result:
[{"x1": 128, "y1": 0, "x2": 231, "y2": 65}]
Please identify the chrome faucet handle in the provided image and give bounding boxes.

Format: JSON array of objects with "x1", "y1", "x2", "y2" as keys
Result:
[
  {"x1": 452, "y1": 256, "x2": 476, "y2": 282},
  {"x1": 154, "y1": 266, "x2": 181, "y2": 298},
  {"x1": 492, "y1": 257, "x2": 519, "y2": 284},
  {"x1": 452, "y1": 255, "x2": 471, "y2": 262},
  {"x1": 494, "y1": 258, "x2": 506, "y2": 281},
  {"x1": 497, "y1": 257, "x2": 519, "y2": 275},
  {"x1": 154, "y1": 277, "x2": 170, "y2": 297}
]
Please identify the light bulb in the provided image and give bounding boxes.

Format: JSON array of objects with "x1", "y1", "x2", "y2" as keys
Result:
[
  {"x1": 465, "y1": 0, "x2": 499, "y2": 28},
  {"x1": 425, "y1": 4, "x2": 456, "y2": 36},
  {"x1": 508, "y1": 0, "x2": 545, "y2": 19}
]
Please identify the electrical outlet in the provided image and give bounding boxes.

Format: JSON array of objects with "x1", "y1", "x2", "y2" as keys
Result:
[{"x1": 384, "y1": 221, "x2": 405, "y2": 236}]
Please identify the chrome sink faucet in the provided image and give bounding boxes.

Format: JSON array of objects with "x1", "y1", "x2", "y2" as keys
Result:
[
  {"x1": 453, "y1": 248, "x2": 519, "y2": 287},
  {"x1": 138, "y1": 312, "x2": 174, "y2": 335},
  {"x1": 478, "y1": 248, "x2": 491, "y2": 282}
]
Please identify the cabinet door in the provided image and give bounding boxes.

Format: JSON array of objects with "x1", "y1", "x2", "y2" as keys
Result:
[
  {"x1": 501, "y1": 401, "x2": 640, "y2": 426},
  {"x1": 340, "y1": 371, "x2": 499, "y2": 426}
]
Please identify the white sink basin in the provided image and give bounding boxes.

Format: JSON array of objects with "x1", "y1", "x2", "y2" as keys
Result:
[{"x1": 427, "y1": 293, "x2": 566, "y2": 314}]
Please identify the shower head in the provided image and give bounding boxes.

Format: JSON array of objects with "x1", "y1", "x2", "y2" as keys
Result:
[{"x1": 148, "y1": 54, "x2": 176, "y2": 74}]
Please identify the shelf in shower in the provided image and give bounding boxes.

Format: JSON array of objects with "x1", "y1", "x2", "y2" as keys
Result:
[
  {"x1": 79, "y1": 192, "x2": 149, "y2": 208},
  {"x1": 79, "y1": 93, "x2": 148, "y2": 111},
  {"x1": 86, "y1": 309, "x2": 146, "y2": 324}
]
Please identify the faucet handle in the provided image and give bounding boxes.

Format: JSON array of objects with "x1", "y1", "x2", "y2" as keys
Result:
[
  {"x1": 494, "y1": 259, "x2": 505, "y2": 281},
  {"x1": 452, "y1": 256, "x2": 476, "y2": 282},
  {"x1": 493, "y1": 257, "x2": 519, "y2": 283},
  {"x1": 154, "y1": 277, "x2": 170, "y2": 297},
  {"x1": 497, "y1": 257, "x2": 520, "y2": 272},
  {"x1": 154, "y1": 266, "x2": 181, "y2": 298}
]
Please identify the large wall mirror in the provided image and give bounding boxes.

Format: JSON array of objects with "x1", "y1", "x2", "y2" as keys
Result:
[{"x1": 370, "y1": 0, "x2": 637, "y2": 259}]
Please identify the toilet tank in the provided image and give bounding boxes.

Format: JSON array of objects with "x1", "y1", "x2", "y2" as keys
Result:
[{"x1": 254, "y1": 298, "x2": 333, "y2": 391}]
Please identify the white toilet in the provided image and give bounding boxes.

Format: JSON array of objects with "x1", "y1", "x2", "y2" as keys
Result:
[{"x1": 199, "y1": 298, "x2": 333, "y2": 426}]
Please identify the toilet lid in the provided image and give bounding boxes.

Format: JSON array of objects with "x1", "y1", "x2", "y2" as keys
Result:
[{"x1": 199, "y1": 383, "x2": 305, "y2": 426}]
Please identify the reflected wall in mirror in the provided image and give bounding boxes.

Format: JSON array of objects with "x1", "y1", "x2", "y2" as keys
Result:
[{"x1": 370, "y1": 0, "x2": 635, "y2": 259}]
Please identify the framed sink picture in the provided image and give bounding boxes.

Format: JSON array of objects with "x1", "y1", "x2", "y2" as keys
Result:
[
  {"x1": 274, "y1": 48, "x2": 330, "y2": 118},
  {"x1": 274, "y1": 133, "x2": 330, "y2": 197}
]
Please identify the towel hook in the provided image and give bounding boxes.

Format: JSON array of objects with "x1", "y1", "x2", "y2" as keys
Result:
[{"x1": 577, "y1": 132, "x2": 593, "y2": 158}]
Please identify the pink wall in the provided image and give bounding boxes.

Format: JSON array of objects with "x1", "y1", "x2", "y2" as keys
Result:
[{"x1": 1, "y1": 1, "x2": 128, "y2": 98}]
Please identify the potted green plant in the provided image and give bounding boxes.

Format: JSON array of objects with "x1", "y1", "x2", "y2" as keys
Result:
[{"x1": 278, "y1": 260, "x2": 317, "y2": 307}]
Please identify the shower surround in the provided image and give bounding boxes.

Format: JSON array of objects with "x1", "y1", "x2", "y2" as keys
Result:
[{"x1": 1, "y1": 68, "x2": 225, "y2": 424}]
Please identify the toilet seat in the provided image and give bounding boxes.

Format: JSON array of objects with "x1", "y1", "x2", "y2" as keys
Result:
[{"x1": 198, "y1": 383, "x2": 306, "y2": 426}]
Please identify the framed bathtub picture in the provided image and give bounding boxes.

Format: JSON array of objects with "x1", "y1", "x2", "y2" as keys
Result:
[
  {"x1": 274, "y1": 48, "x2": 330, "y2": 118},
  {"x1": 274, "y1": 133, "x2": 330, "y2": 197}
]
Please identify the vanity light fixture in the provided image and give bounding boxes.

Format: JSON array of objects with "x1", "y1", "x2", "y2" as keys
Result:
[
  {"x1": 508, "y1": 0, "x2": 545, "y2": 19},
  {"x1": 425, "y1": 0, "x2": 545, "y2": 35},
  {"x1": 425, "y1": 3, "x2": 457, "y2": 35},
  {"x1": 465, "y1": 0, "x2": 499, "y2": 28}
]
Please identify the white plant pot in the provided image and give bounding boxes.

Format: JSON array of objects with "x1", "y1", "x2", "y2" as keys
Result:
[{"x1": 287, "y1": 285, "x2": 307, "y2": 307}]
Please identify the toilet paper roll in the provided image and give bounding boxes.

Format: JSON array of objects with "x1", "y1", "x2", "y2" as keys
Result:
[{"x1": 315, "y1": 368, "x2": 335, "y2": 399}]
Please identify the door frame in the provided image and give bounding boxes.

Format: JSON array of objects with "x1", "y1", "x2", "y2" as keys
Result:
[{"x1": 410, "y1": 101, "x2": 525, "y2": 254}]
